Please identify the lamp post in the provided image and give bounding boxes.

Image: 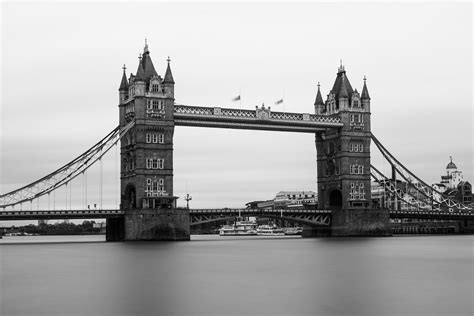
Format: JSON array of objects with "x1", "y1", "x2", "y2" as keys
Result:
[{"x1": 185, "y1": 193, "x2": 192, "y2": 209}]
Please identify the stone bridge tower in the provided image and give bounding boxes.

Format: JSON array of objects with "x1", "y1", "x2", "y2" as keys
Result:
[
  {"x1": 314, "y1": 64, "x2": 390, "y2": 236},
  {"x1": 107, "y1": 43, "x2": 189, "y2": 241}
]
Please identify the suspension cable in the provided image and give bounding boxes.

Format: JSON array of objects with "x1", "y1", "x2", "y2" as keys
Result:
[
  {"x1": 0, "y1": 121, "x2": 134, "y2": 208},
  {"x1": 371, "y1": 133, "x2": 472, "y2": 211},
  {"x1": 115, "y1": 143, "x2": 118, "y2": 209},
  {"x1": 100, "y1": 157, "x2": 103, "y2": 210}
]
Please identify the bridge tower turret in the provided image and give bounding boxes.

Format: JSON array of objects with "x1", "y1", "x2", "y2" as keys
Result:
[
  {"x1": 315, "y1": 64, "x2": 390, "y2": 236},
  {"x1": 314, "y1": 82, "x2": 325, "y2": 115},
  {"x1": 109, "y1": 42, "x2": 189, "y2": 241},
  {"x1": 118, "y1": 65, "x2": 129, "y2": 104}
]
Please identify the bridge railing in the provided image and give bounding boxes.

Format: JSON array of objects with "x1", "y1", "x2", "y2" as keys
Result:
[{"x1": 174, "y1": 105, "x2": 342, "y2": 125}]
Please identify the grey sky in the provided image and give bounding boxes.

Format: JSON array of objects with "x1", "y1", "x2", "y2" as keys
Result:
[{"x1": 1, "y1": 1, "x2": 472, "y2": 211}]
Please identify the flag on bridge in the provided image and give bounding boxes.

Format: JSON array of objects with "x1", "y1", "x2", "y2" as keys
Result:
[
  {"x1": 232, "y1": 95, "x2": 241, "y2": 101},
  {"x1": 275, "y1": 99, "x2": 284, "y2": 105}
]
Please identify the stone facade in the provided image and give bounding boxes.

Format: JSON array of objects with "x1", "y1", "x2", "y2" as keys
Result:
[
  {"x1": 113, "y1": 44, "x2": 189, "y2": 241},
  {"x1": 315, "y1": 65, "x2": 372, "y2": 211},
  {"x1": 124, "y1": 208, "x2": 190, "y2": 241},
  {"x1": 313, "y1": 65, "x2": 391, "y2": 236},
  {"x1": 118, "y1": 45, "x2": 176, "y2": 212}
]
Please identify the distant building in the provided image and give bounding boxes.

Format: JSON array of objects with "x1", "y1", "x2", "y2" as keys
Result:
[
  {"x1": 372, "y1": 156, "x2": 472, "y2": 209},
  {"x1": 433, "y1": 157, "x2": 471, "y2": 205},
  {"x1": 439, "y1": 157, "x2": 463, "y2": 189},
  {"x1": 246, "y1": 191, "x2": 317, "y2": 209},
  {"x1": 445, "y1": 181, "x2": 472, "y2": 205}
]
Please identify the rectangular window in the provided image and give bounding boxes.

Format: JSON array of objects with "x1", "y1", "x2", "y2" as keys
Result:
[
  {"x1": 146, "y1": 178, "x2": 152, "y2": 197},
  {"x1": 147, "y1": 100, "x2": 152, "y2": 110},
  {"x1": 146, "y1": 133, "x2": 151, "y2": 143},
  {"x1": 152, "y1": 134, "x2": 158, "y2": 143},
  {"x1": 152, "y1": 159, "x2": 158, "y2": 169},
  {"x1": 152, "y1": 100, "x2": 163, "y2": 110},
  {"x1": 158, "y1": 133, "x2": 164, "y2": 144},
  {"x1": 152, "y1": 84, "x2": 159, "y2": 93},
  {"x1": 349, "y1": 143, "x2": 354, "y2": 152},
  {"x1": 358, "y1": 143, "x2": 363, "y2": 152},
  {"x1": 158, "y1": 159, "x2": 164, "y2": 169},
  {"x1": 146, "y1": 159, "x2": 152, "y2": 169}
]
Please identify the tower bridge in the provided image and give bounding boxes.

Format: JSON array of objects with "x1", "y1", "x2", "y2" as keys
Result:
[{"x1": 1, "y1": 43, "x2": 472, "y2": 240}]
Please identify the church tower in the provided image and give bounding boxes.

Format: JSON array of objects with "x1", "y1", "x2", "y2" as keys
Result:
[
  {"x1": 118, "y1": 42, "x2": 177, "y2": 211},
  {"x1": 315, "y1": 63, "x2": 372, "y2": 210}
]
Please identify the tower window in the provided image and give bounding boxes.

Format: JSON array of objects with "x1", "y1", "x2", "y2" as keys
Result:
[
  {"x1": 152, "y1": 100, "x2": 163, "y2": 110},
  {"x1": 146, "y1": 158, "x2": 165, "y2": 169},
  {"x1": 349, "y1": 142, "x2": 364, "y2": 152},
  {"x1": 145, "y1": 178, "x2": 165, "y2": 197},
  {"x1": 349, "y1": 182, "x2": 366, "y2": 200},
  {"x1": 152, "y1": 84, "x2": 160, "y2": 93},
  {"x1": 152, "y1": 134, "x2": 158, "y2": 143},
  {"x1": 158, "y1": 133, "x2": 164, "y2": 144},
  {"x1": 146, "y1": 133, "x2": 152, "y2": 143},
  {"x1": 350, "y1": 164, "x2": 364, "y2": 174}
]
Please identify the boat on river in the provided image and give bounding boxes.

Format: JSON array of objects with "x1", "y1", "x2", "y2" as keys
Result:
[
  {"x1": 256, "y1": 225, "x2": 285, "y2": 236},
  {"x1": 283, "y1": 227, "x2": 303, "y2": 235},
  {"x1": 219, "y1": 220, "x2": 258, "y2": 236}
]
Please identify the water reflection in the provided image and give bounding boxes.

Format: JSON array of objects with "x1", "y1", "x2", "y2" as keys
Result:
[{"x1": 1, "y1": 235, "x2": 473, "y2": 316}]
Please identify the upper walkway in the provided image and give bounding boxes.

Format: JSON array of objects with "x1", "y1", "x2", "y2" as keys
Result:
[{"x1": 173, "y1": 105, "x2": 343, "y2": 132}]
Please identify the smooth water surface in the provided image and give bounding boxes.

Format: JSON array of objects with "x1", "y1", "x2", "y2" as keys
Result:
[{"x1": 1, "y1": 235, "x2": 473, "y2": 316}]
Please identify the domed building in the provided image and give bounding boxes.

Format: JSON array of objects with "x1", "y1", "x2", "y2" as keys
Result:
[{"x1": 440, "y1": 157, "x2": 463, "y2": 189}]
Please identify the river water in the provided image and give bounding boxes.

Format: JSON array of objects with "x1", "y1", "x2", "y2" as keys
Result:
[{"x1": 1, "y1": 235, "x2": 473, "y2": 316}]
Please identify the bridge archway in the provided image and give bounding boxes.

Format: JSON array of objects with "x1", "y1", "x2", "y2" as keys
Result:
[
  {"x1": 190, "y1": 214, "x2": 330, "y2": 227},
  {"x1": 123, "y1": 184, "x2": 136, "y2": 209},
  {"x1": 329, "y1": 189, "x2": 342, "y2": 209}
]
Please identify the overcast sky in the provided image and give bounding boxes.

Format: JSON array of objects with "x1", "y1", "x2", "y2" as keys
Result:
[{"x1": 1, "y1": 1, "x2": 472, "y2": 212}]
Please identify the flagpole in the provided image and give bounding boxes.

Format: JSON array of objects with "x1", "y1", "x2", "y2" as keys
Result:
[
  {"x1": 283, "y1": 90, "x2": 285, "y2": 112},
  {"x1": 239, "y1": 87, "x2": 242, "y2": 109}
]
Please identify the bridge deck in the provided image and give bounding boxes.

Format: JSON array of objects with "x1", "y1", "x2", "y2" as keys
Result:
[
  {"x1": 0, "y1": 208, "x2": 472, "y2": 221},
  {"x1": 173, "y1": 105, "x2": 343, "y2": 132}
]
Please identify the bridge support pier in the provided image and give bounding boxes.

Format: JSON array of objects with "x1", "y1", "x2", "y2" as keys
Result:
[
  {"x1": 459, "y1": 220, "x2": 474, "y2": 234},
  {"x1": 123, "y1": 209, "x2": 190, "y2": 241},
  {"x1": 106, "y1": 217, "x2": 125, "y2": 241},
  {"x1": 302, "y1": 225, "x2": 331, "y2": 237},
  {"x1": 331, "y1": 208, "x2": 392, "y2": 237}
]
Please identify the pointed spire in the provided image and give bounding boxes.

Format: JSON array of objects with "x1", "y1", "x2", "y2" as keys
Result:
[
  {"x1": 338, "y1": 59, "x2": 345, "y2": 73},
  {"x1": 338, "y1": 73, "x2": 349, "y2": 98},
  {"x1": 144, "y1": 38, "x2": 149, "y2": 54},
  {"x1": 163, "y1": 56, "x2": 175, "y2": 84},
  {"x1": 330, "y1": 62, "x2": 353, "y2": 101},
  {"x1": 314, "y1": 82, "x2": 324, "y2": 106},
  {"x1": 140, "y1": 41, "x2": 158, "y2": 80},
  {"x1": 119, "y1": 64, "x2": 129, "y2": 91},
  {"x1": 361, "y1": 75, "x2": 370, "y2": 100},
  {"x1": 135, "y1": 54, "x2": 145, "y2": 82}
]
